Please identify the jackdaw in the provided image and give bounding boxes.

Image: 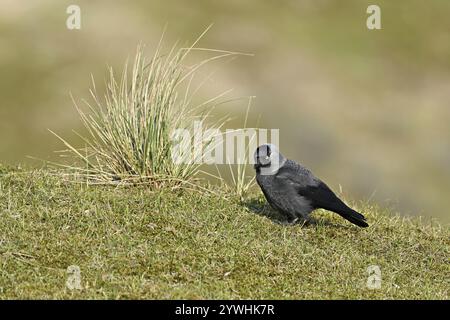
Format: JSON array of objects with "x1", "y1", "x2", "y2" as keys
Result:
[{"x1": 253, "y1": 144, "x2": 368, "y2": 227}]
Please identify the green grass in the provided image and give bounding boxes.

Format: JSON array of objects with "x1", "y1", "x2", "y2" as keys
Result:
[{"x1": 0, "y1": 167, "x2": 448, "y2": 299}]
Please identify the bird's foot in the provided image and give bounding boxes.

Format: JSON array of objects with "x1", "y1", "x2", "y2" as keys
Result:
[
  {"x1": 281, "y1": 216, "x2": 318, "y2": 227},
  {"x1": 275, "y1": 217, "x2": 299, "y2": 226}
]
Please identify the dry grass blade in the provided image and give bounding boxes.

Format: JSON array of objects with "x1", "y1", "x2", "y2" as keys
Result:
[{"x1": 225, "y1": 96, "x2": 257, "y2": 201}]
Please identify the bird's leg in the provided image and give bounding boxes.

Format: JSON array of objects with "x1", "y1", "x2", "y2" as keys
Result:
[
  {"x1": 291, "y1": 215, "x2": 317, "y2": 227},
  {"x1": 288, "y1": 217, "x2": 299, "y2": 225},
  {"x1": 275, "y1": 216, "x2": 299, "y2": 226},
  {"x1": 275, "y1": 219, "x2": 296, "y2": 226}
]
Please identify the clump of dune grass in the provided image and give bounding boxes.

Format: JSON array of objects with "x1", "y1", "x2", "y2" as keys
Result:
[{"x1": 51, "y1": 29, "x2": 250, "y2": 187}]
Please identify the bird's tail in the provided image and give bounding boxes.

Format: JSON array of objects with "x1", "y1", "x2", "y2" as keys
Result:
[{"x1": 337, "y1": 207, "x2": 369, "y2": 228}]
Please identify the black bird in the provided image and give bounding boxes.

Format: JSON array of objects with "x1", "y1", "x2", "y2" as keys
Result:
[{"x1": 254, "y1": 144, "x2": 368, "y2": 227}]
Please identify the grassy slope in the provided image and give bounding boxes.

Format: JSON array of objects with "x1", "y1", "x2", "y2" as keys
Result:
[{"x1": 0, "y1": 168, "x2": 448, "y2": 299}]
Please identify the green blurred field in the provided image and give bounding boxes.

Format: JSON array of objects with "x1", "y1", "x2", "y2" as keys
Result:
[{"x1": 1, "y1": 0, "x2": 450, "y2": 223}]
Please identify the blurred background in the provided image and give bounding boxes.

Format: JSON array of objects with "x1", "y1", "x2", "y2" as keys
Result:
[{"x1": 1, "y1": 0, "x2": 449, "y2": 224}]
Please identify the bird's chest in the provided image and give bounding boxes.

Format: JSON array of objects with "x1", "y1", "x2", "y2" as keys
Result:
[{"x1": 256, "y1": 174, "x2": 312, "y2": 215}]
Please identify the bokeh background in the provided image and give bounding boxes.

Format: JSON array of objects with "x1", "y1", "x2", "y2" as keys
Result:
[{"x1": 1, "y1": 0, "x2": 449, "y2": 224}]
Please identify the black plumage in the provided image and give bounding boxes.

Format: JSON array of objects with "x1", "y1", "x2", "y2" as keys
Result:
[{"x1": 254, "y1": 144, "x2": 368, "y2": 228}]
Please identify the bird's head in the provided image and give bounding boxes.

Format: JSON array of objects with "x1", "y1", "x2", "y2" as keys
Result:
[{"x1": 253, "y1": 144, "x2": 286, "y2": 175}]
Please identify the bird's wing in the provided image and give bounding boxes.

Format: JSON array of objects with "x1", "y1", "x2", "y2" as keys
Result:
[
  {"x1": 276, "y1": 166, "x2": 341, "y2": 210},
  {"x1": 276, "y1": 165, "x2": 368, "y2": 227},
  {"x1": 276, "y1": 166, "x2": 347, "y2": 211}
]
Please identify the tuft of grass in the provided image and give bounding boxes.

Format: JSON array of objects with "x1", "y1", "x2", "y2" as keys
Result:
[
  {"x1": 0, "y1": 168, "x2": 448, "y2": 299},
  {"x1": 50, "y1": 29, "x2": 250, "y2": 187}
]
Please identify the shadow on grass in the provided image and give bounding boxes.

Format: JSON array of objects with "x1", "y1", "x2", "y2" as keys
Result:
[{"x1": 243, "y1": 198, "x2": 352, "y2": 229}]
